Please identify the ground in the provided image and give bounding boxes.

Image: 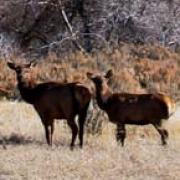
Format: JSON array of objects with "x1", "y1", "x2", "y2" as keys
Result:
[{"x1": 0, "y1": 101, "x2": 180, "y2": 180}]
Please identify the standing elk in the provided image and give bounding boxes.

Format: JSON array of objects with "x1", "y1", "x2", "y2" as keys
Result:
[
  {"x1": 87, "y1": 69, "x2": 176, "y2": 146},
  {"x1": 7, "y1": 61, "x2": 92, "y2": 149}
]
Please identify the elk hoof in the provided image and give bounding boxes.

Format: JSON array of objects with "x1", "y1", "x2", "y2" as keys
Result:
[
  {"x1": 70, "y1": 144, "x2": 74, "y2": 151},
  {"x1": 162, "y1": 141, "x2": 167, "y2": 146},
  {"x1": 79, "y1": 144, "x2": 83, "y2": 149}
]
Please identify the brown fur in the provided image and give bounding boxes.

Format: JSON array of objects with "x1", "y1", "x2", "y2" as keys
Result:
[
  {"x1": 155, "y1": 93, "x2": 176, "y2": 117},
  {"x1": 87, "y1": 70, "x2": 176, "y2": 146},
  {"x1": 7, "y1": 62, "x2": 92, "y2": 149}
]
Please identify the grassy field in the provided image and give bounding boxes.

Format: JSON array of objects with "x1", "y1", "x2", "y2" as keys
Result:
[{"x1": 0, "y1": 101, "x2": 180, "y2": 180}]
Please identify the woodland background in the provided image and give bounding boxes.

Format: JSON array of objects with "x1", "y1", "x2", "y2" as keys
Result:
[
  {"x1": 0, "y1": 1, "x2": 180, "y2": 179},
  {"x1": 0, "y1": 0, "x2": 179, "y2": 100}
]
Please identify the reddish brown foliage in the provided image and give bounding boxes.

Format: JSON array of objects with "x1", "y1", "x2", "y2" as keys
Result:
[{"x1": 0, "y1": 44, "x2": 179, "y2": 100}]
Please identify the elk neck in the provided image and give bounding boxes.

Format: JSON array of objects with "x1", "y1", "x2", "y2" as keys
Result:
[
  {"x1": 95, "y1": 81, "x2": 112, "y2": 110},
  {"x1": 16, "y1": 71, "x2": 35, "y2": 104}
]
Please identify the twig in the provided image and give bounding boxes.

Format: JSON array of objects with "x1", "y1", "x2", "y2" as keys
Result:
[
  {"x1": 35, "y1": 36, "x2": 72, "y2": 50},
  {"x1": 57, "y1": 0, "x2": 86, "y2": 53}
]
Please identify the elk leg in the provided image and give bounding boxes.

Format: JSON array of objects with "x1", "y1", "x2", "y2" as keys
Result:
[
  {"x1": 50, "y1": 121, "x2": 55, "y2": 146},
  {"x1": 154, "y1": 124, "x2": 169, "y2": 145},
  {"x1": 116, "y1": 123, "x2": 126, "y2": 146},
  {"x1": 67, "y1": 119, "x2": 78, "y2": 150},
  {"x1": 78, "y1": 108, "x2": 88, "y2": 148},
  {"x1": 43, "y1": 120, "x2": 54, "y2": 146},
  {"x1": 44, "y1": 125, "x2": 51, "y2": 145}
]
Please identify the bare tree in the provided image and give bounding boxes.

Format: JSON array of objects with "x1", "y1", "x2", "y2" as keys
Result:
[{"x1": 0, "y1": 0, "x2": 179, "y2": 56}]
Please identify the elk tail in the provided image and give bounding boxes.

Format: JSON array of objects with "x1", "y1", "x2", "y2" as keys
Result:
[{"x1": 157, "y1": 93, "x2": 176, "y2": 118}]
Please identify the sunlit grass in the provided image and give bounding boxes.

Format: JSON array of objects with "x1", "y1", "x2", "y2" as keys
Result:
[{"x1": 0, "y1": 101, "x2": 180, "y2": 179}]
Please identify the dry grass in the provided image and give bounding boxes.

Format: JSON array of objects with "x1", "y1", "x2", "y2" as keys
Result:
[
  {"x1": 0, "y1": 44, "x2": 179, "y2": 100},
  {"x1": 0, "y1": 101, "x2": 180, "y2": 180},
  {"x1": 0, "y1": 44, "x2": 180, "y2": 179}
]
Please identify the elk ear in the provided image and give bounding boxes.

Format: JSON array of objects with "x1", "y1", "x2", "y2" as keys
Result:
[
  {"x1": 105, "y1": 69, "x2": 113, "y2": 79},
  {"x1": 7, "y1": 62, "x2": 16, "y2": 70},
  {"x1": 30, "y1": 61, "x2": 37, "y2": 67},
  {"x1": 87, "y1": 72, "x2": 93, "y2": 79},
  {"x1": 28, "y1": 60, "x2": 37, "y2": 68},
  {"x1": 24, "y1": 63, "x2": 32, "y2": 68}
]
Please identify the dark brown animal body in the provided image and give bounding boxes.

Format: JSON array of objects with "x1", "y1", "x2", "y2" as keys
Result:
[
  {"x1": 7, "y1": 62, "x2": 92, "y2": 149},
  {"x1": 87, "y1": 70, "x2": 176, "y2": 146}
]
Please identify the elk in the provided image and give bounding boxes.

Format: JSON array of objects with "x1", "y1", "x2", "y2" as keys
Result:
[
  {"x1": 87, "y1": 69, "x2": 176, "y2": 146},
  {"x1": 7, "y1": 61, "x2": 92, "y2": 149}
]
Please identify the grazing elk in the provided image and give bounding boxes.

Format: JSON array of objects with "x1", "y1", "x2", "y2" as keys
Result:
[
  {"x1": 87, "y1": 69, "x2": 176, "y2": 146},
  {"x1": 7, "y1": 61, "x2": 92, "y2": 149}
]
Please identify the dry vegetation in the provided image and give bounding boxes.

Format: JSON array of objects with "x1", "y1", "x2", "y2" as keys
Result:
[
  {"x1": 0, "y1": 44, "x2": 179, "y2": 100},
  {"x1": 0, "y1": 44, "x2": 180, "y2": 179},
  {"x1": 0, "y1": 1, "x2": 180, "y2": 179},
  {"x1": 0, "y1": 101, "x2": 180, "y2": 180}
]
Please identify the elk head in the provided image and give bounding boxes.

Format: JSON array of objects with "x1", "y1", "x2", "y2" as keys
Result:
[
  {"x1": 7, "y1": 61, "x2": 37, "y2": 88},
  {"x1": 87, "y1": 69, "x2": 113, "y2": 107},
  {"x1": 7, "y1": 62, "x2": 32, "y2": 74},
  {"x1": 87, "y1": 69, "x2": 113, "y2": 87}
]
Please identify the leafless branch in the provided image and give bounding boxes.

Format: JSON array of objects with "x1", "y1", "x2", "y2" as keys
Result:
[{"x1": 57, "y1": 0, "x2": 86, "y2": 53}]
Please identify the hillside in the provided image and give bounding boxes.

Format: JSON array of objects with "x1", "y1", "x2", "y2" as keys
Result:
[{"x1": 0, "y1": 0, "x2": 179, "y2": 56}]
